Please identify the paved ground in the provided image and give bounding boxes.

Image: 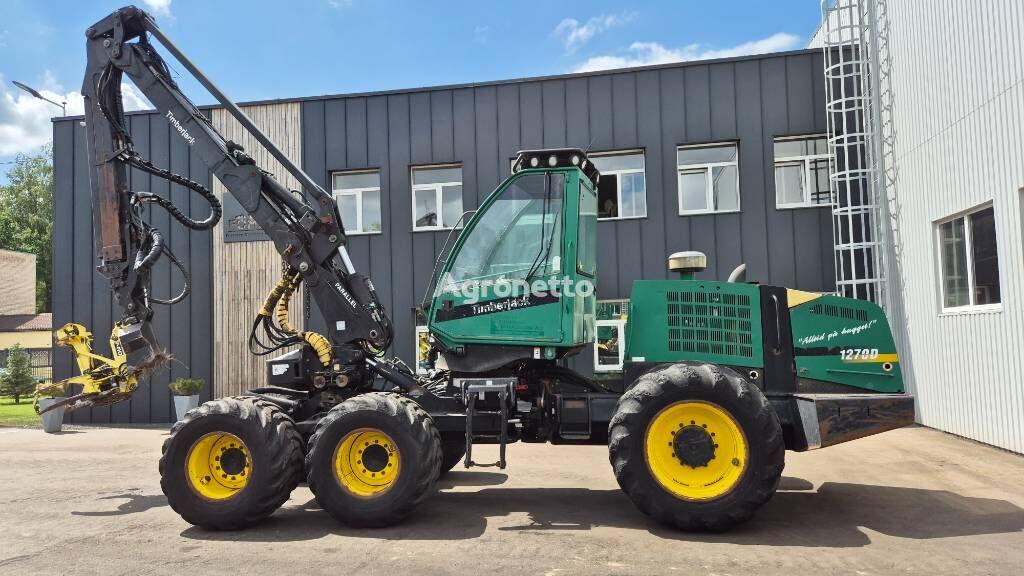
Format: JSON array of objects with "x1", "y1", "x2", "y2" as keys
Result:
[{"x1": 0, "y1": 425, "x2": 1021, "y2": 576}]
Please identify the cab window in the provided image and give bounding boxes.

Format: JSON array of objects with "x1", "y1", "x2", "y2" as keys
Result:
[
  {"x1": 577, "y1": 180, "x2": 597, "y2": 276},
  {"x1": 447, "y1": 173, "x2": 564, "y2": 285}
]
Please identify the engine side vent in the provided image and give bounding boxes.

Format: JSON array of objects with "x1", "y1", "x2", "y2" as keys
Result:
[
  {"x1": 666, "y1": 290, "x2": 754, "y2": 358},
  {"x1": 808, "y1": 302, "x2": 868, "y2": 322}
]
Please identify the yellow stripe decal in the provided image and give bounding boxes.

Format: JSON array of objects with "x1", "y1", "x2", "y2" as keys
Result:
[
  {"x1": 787, "y1": 288, "x2": 823, "y2": 308},
  {"x1": 844, "y1": 353, "x2": 900, "y2": 364}
]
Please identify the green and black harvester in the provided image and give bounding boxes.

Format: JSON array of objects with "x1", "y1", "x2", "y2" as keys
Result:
[{"x1": 55, "y1": 5, "x2": 915, "y2": 533}]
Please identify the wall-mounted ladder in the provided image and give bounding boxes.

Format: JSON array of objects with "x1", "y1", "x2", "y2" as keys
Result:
[{"x1": 821, "y1": 0, "x2": 893, "y2": 310}]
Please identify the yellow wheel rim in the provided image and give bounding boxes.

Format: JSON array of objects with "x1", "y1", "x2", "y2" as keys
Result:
[
  {"x1": 644, "y1": 400, "x2": 748, "y2": 501},
  {"x1": 333, "y1": 428, "x2": 401, "y2": 498},
  {"x1": 185, "y1": 432, "x2": 252, "y2": 501}
]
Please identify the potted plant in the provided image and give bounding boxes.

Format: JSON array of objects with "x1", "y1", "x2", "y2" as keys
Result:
[
  {"x1": 35, "y1": 378, "x2": 67, "y2": 434},
  {"x1": 169, "y1": 377, "x2": 204, "y2": 421}
]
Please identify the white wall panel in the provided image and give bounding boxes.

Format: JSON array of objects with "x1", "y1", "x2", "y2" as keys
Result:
[{"x1": 884, "y1": 0, "x2": 1023, "y2": 452}]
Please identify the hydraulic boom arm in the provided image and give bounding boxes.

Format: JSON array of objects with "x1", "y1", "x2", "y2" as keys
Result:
[{"x1": 43, "y1": 5, "x2": 395, "y2": 412}]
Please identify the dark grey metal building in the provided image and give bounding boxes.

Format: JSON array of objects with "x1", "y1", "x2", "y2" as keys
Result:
[{"x1": 52, "y1": 48, "x2": 834, "y2": 423}]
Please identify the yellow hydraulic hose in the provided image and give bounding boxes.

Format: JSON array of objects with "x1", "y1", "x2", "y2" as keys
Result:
[{"x1": 262, "y1": 268, "x2": 333, "y2": 368}]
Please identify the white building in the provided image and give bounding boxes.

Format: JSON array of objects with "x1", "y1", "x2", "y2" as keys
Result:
[{"x1": 824, "y1": 0, "x2": 1023, "y2": 453}]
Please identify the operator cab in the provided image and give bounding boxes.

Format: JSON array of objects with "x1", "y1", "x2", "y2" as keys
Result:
[{"x1": 427, "y1": 149, "x2": 600, "y2": 373}]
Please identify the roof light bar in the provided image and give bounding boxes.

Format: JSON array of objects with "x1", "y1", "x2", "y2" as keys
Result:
[{"x1": 511, "y1": 148, "x2": 601, "y2": 185}]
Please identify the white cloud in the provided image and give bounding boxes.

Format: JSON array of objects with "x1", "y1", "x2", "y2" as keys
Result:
[
  {"x1": 572, "y1": 33, "x2": 802, "y2": 73},
  {"x1": 553, "y1": 13, "x2": 634, "y2": 52},
  {"x1": 120, "y1": 83, "x2": 152, "y2": 112},
  {"x1": 141, "y1": 0, "x2": 172, "y2": 16},
  {"x1": 327, "y1": 0, "x2": 353, "y2": 9},
  {"x1": 474, "y1": 25, "x2": 490, "y2": 45},
  {"x1": 0, "y1": 72, "x2": 150, "y2": 157}
]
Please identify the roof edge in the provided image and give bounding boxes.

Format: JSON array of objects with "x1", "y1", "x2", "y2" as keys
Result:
[{"x1": 54, "y1": 48, "x2": 821, "y2": 123}]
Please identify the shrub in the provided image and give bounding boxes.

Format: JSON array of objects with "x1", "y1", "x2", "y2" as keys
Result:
[
  {"x1": 169, "y1": 377, "x2": 204, "y2": 396},
  {"x1": 1, "y1": 345, "x2": 36, "y2": 404}
]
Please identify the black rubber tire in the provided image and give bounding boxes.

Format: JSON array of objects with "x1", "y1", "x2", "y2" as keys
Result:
[
  {"x1": 159, "y1": 396, "x2": 304, "y2": 530},
  {"x1": 440, "y1": 435, "x2": 467, "y2": 475},
  {"x1": 608, "y1": 363, "x2": 785, "y2": 531},
  {"x1": 306, "y1": 392, "x2": 442, "y2": 527}
]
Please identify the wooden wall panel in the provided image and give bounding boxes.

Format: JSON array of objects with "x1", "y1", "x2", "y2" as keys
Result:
[{"x1": 211, "y1": 102, "x2": 305, "y2": 398}]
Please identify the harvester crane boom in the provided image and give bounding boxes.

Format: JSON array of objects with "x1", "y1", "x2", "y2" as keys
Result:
[{"x1": 45, "y1": 4, "x2": 395, "y2": 412}]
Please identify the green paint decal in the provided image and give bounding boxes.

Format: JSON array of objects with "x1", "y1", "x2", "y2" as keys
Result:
[{"x1": 789, "y1": 295, "x2": 904, "y2": 393}]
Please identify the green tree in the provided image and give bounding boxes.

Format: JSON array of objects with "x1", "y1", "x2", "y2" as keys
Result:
[
  {"x1": 0, "y1": 147, "x2": 53, "y2": 312},
  {"x1": 1, "y1": 345, "x2": 36, "y2": 404}
]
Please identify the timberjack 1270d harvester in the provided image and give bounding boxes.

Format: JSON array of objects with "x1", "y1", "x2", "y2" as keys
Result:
[{"x1": 44, "y1": 5, "x2": 915, "y2": 531}]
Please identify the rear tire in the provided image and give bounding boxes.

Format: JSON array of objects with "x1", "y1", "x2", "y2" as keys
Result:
[
  {"x1": 609, "y1": 363, "x2": 784, "y2": 531},
  {"x1": 159, "y1": 396, "x2": 304, "y2": 530},
  {"x1": 306, "y1": 392, "x2": 442, "y2": 527}
]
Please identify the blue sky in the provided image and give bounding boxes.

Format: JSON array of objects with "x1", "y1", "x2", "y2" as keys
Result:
[{"x1": 0, "y1": 0, "x2": 823, "y2": 181}]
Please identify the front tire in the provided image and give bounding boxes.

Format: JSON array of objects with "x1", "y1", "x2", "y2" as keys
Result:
[
  {"x1": 159, "y1": 396, "x2": 304, "y2": 530},
  {"x1": 306, "y1": 392, "x2": 442, "y2": 527},
  {"x1": 609, "y1": 363, "x2": 784, "y2": 531}
]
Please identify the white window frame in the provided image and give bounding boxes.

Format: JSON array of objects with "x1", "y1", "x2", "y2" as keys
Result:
[
  {"x1": 676, "y1": 143, "x2": 740, "y2": 215},
  {"x1": 593, "y1": 299, "x2": 628, "y2": 373},
  {"x1": 590, "y1": 149, "x2": 648, "y2": 221},
  {"x1": 415, "y1": 325, "x2": 430, "y2": 375},
  {"x1": 935, "y1": 203, "x2": 1002, "y2": 314},
  {"x1": 594, "y1": 319, "x2": 626, "y2": 372},
  {"x1": 331, "y1": 170, "x2": 382, "y2": 235},
  {"x1": 773, "y1": 135, "x2": 831, "y2": 209},
  {"x1": 411, "y1": 164, "x2": 463, "y2": 232}
]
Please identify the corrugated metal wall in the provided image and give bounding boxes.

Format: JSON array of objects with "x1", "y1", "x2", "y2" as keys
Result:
[
  {"x1": 300, "y1": 50, "x2": 836, "y2": 369},
  {"x1": 52, "y1": 113, "x2": 214, "y2": 424},
  {"x1": 52, "y1": 50, "x2": 834, "y2": 422},
  {"x1": 885, "y1": 0, "x2": 1023, "y2": 452}
]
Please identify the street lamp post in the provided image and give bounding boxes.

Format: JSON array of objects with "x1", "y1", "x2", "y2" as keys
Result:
[{"x1": 12, "y1": 81, "x2": 67, "y2": 116}]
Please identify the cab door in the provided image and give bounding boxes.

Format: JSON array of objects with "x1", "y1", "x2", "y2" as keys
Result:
[{"x1": 429, "y1": 170, "x2": 574, "y2": 347}]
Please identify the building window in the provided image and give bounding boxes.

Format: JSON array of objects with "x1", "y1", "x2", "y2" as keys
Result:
[
  {"x1": 774, "y1": 135, "x2": 831, "y2": 209},
  {"x1": 594, "y1": 300, "x2": 629, "y2": 372},
  {"x1": 590, "y1": 151, "x2": 647, "y2": 219},
  {"x1": 936, "y1": 205, "x2": 1001, "y2": 311},
  {"x1": 412, "y1": 165, "x2": 463, "y2": 230},
  {"x1": 677, "y1": 143, "x2": 740, "y2": 214},
  {"x1": 332, "y1": 170, "x2": 382, "y2": 234},
  {"x1": 415, "y1": 325, "x2": 430, "y2": 375}
]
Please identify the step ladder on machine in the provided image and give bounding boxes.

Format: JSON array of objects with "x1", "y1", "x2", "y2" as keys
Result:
[{"x1": 461, "y1": 378, "x2": 515, "y2": 469}]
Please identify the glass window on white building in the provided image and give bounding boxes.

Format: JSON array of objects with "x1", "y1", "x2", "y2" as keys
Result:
[
  {"x1": 677, "y1": 143, "x2": 740, "y2": 214},
  {"x1": 412, "y1": 165, "x2": 463, "y2": 231},
  {"x1": 332, "y1": 170, "x2": 382, "y2": 234},
  {"x1": 936, "y1": 204, "x2": 1001, "y2": 311},
  {"x1": 590, "y1": 151, "x2": 647, "y2": 220},
  {"x1": 594, "y1": 300, "x2": 629, "y2": 372},
  {"x1": 774, "y1": 135, "x2": 831, "y2": 209}
]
